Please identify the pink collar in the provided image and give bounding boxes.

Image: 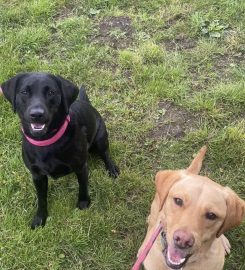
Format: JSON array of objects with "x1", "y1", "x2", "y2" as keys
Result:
[
  {"x1": 22, "y1": 115, "x2": 70, "y2": 147},
  {"x1": 132, "y1": 222, "x2": 163, "y2": 270}
]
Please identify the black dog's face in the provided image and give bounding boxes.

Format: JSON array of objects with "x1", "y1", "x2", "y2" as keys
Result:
[
  {"x1": 2, "y1": 72, "x2": 78, "y2": 138},
  {"x1": 16, "y1": 74, "x2": 62, "y2": 136}
]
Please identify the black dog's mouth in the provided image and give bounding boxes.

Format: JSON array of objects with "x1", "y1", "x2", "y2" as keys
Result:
[
  {"x1": 31, "y1": 123, "x2": 46, "y2": 131},
  {"x1": 161, "y1": 232, "x2": 191, "y2": 269},
  {"x1": 29, "y1": 122, "x2": 48, "y2": 136}
]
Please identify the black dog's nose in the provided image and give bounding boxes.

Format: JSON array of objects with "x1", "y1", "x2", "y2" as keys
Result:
[{"x1": 29, "y1": 107, "x2": 45, "y2": 120}]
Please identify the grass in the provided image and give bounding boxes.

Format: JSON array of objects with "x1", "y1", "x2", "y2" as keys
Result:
[{"x1": 0, "y1": 0, "x2": 244, "y2": 269}]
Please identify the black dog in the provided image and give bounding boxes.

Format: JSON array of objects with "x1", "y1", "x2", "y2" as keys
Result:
[{"x1": 2, "y1": 72, "x2": 119, "y2": 229}]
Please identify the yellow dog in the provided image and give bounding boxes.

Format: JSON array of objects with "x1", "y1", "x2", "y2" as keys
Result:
[{"x1": 138, "y1": 146, "x2": 244, "y2": 270}]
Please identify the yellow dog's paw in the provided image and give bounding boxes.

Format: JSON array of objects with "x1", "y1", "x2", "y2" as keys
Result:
[{"x1": 220, "y1": 234, "x2": 231, "y2": 255}]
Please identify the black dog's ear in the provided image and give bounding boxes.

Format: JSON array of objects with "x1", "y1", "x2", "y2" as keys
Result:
[
  {"x1": 55, "y1": 75, "x2": 79, "y2": 114},
  {"x1": 1, "y1": 73, "x2": 25, "y2": 112}
]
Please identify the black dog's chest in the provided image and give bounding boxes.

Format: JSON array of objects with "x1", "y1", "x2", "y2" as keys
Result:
[
  {"x1": 22, "y1": 122, "x2": 88, "y2": 179},
  {"x1": 31, "y1": 160, "x2": 72, "y2": 179},
  {"x1": 23, "y1": 142, "x2": 83, "y2": 179}
]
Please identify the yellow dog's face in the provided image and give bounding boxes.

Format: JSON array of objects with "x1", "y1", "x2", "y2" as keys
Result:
[
  {"x1": 154, "y1": 146, "x2": 245, "y2": 269},
  {"x1": 160, "y1": 175, "x2": 228, "y2": 269}
]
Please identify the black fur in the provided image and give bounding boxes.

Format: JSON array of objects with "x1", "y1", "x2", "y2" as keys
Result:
[{"x1": 2, "y1": 72, "x2": 119, "y2": 229}]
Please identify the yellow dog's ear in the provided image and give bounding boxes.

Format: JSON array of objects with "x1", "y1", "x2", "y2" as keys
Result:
[
  {"x1": 155, "y1": 170, "x2": 182, "y2": 209},
  {"x1": 186, "y1": 145, "x2": 207, "y2": 175},
  {"x1": 155, "y1": 145, "x2": 208, "y2": 209},
  {"x1": 216, "y1": 187, "x2": 245, "y2": 237}
]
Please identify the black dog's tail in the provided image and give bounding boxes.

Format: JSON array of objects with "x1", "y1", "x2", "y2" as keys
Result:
[{"x1": 79, "y1": 86, "x2": 91, "y2": 103}]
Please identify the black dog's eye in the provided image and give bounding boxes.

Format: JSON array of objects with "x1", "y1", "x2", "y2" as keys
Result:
[
  {"x1": 20, "y1": 89, "x2": 28, "y2": 95},
  {"x1": 47, "y1": 89, "x2": 56, "y2": 96},
  {"x1": 174, "y1": 197, "x2": 183, "y2": 206},
  {"x1": 206, "y1": 212, "x2": 217, "y2": 220}
]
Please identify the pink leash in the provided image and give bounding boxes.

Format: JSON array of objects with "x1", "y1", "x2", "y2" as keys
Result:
[
  {"x1": 22, "y1": 115, "x2": 70, "y2": 147},
  {"x1": 132, "y1": 222, "x2": 163, "y2": 270}
]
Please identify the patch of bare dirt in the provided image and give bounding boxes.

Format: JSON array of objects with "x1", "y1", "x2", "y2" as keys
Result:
[
  {"x1": 212, "y1": 52, "x2": 245, "y2": 78},
  {"x1": 53, "y1": 6, "x2": 75, "y2": 20},
  {"x1": 164, "y1": 34, "x2": 197, "y2": 52},
  {"x1": 163, "y1": 13, "x2": 185, "y2": 29},
  {"x1": 149, "y1": 101, "x2": 198, "y2": 140},
  {"x1": 91, "y1": 16, "x2": 134, "y2": 49},
  {"x1": 187, "y1": 51, "x2": 245, "y2": 92},
  {"x1": 187, "y1": 66, "x2": 213, "y2": 92}
]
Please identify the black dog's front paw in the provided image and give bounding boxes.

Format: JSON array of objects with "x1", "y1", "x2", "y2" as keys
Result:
[
  {"x1": 31, "y1": 214, "x2": 47, "y2": 229},
  {"x1": 108, "y1": 163, "x2": 120, "y2": 178},
  {"x1": 77, "y1": 198, "x2": 91, "y2": 210}
]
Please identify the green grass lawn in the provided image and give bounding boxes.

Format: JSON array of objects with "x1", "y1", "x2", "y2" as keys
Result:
[{"x1": 0, "y1": 0, "x2": 244, "y2": 269}]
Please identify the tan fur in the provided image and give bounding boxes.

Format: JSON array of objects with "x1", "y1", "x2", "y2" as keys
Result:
[{"x1": 138, "y1": 146, "x2": 245, "y2": 270}]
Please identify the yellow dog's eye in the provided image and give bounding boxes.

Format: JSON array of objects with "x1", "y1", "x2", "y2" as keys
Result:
[
  {"x1": 174, "y1": 197, "x2": 183, "y2": 206},
  {"x1": 206, "y1": 212, "x2": 217, "y2": 220}
]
